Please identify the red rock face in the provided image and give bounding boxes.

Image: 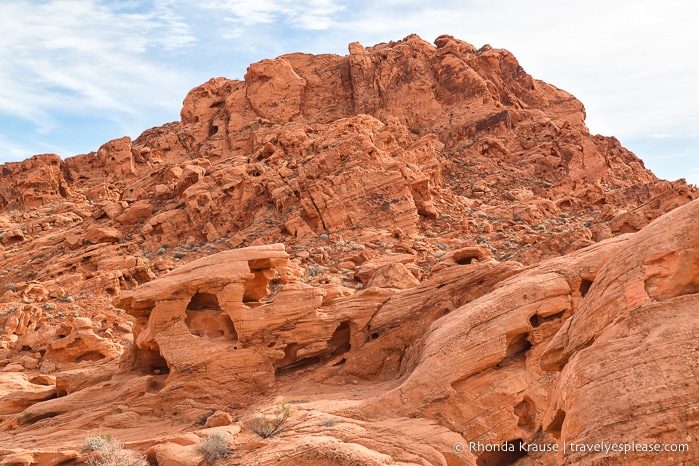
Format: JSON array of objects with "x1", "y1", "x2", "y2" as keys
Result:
[
  {"x1": 0, "y1": 34, "x2": 698, "y2": 464},
  {"x1": 0, "y1": 154, "x2": 71, "y2": 209}
]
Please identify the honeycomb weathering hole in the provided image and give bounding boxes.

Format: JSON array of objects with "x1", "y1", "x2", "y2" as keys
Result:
[
  {"x1": 328, "y1": 321, "x2": 351, "y2": 359},
  {"x1": 545, "y1": 409, "x2": 567, "y2": 439},
  {"x1": 138, "y1": 347, "x2": 170, "y2": 375},
  {"x1": 579, "y1": 279, "x2": 593, "y2": 297},
  {"x1": 243, "y1": 269, "x2": 274, "y2": 302},
  {"x1": 185, "y1": 292, "x2": 239, "y2": 340},
  {"x1": 187, "y1": 292, "x2": 219, "y2": 310},
  {"x1": 275, "y1": 343, "x2": 320, "y2": 374},
  {"x1": 506, "y1": 333, "x2": 532, "y2": 359}
]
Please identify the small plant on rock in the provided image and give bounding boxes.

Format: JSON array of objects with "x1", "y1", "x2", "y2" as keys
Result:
[
  {"x1": 246, "y1": 403, "x2": 291, "y2": 438},
  {"x1": 197, "y1": 431, "x2": 230, "y2": 464},
  {"x1": 82, "y1": 434, "x2": 144, "y2": 466}
]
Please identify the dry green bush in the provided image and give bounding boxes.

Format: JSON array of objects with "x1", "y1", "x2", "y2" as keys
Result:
[{"x1": 246, "y1": 403, "x2": 291, "y2": 438}]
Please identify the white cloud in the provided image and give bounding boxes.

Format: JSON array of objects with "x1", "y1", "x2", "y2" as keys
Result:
[
  {"x1": 0, "y1": 0, "x2": 197, "y2": 130},
  {"x1": 0, "y1": 136, "x2": 33, "y2": 162},
  {"x1": 200, "y1": 0, "x2": 345, "y2": 30}
]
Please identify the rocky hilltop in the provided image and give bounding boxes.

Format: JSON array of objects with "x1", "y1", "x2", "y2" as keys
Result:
[{"x1": 0, "y1": 34, "x2": 697, "y2": 465}]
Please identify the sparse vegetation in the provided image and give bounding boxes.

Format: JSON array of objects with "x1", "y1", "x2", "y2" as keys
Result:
[
  {"x1": 82, "y1": 434, "x2": 144, "y2": 466},
  {"x1": 82, "y1": 434, "x2": 112, "y2": 453},
  {"x1": 246, "y1": 403, "x2": 291, "y2": 438},
  {"x1": 306, "y1": 265, "x2": 327, "y2": 277},
  {"x1": 197, "y1": 432, "x2": 230, "y2": 464}
]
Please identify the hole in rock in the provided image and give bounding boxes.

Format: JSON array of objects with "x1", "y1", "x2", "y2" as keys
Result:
[
  {"x1": 546, "y1": 409, "x2": 566, "y2": 439},
  {"x1": 76, "y1": 351, "x2": 106, "y2": 363},
  {"x1": 185, "y1": 292, "x2": 238, "y2": 340},
  {"x1": 371, "y1": 332, "x2": 379, "y2": 340},
  {"x1": 495, "y1": 333, "x2": 531, "y2": 370},
  {"x1": 137, "y1": 347, "x2": 170, "y2": 375},
  {"x1": 275, "y1": 343, "x2": 320, "y2": 375},
  {"x1": 328, "y1": 321, "x2": 351, "y2": 358},
  {"x1": 187, "y1": 292, "x2": 219, "y2": 310},
  {"x1": 506, "y1": 333, "x2": 532, "y2": 359},
  {"x1": 558, "y1": 199, "x2": 572, "y2": 210},
  {"x1": 514, "y1": 396, "x2": 536, "y2": 429},
  {"x1": 579, "y1": 279, "x2": 593, "y2": 297},
  {"x1": 476, "y1": 439, "x2": 527, "y2": 466},
  {"x1": 243, "y1": 269, "x2": 274, "y2": 302},
  {"x1": 208, "y1": 125, "x2": 219, "y2": 137},
  {"x1": 529, "y1": 310, "x2": 565, "y2": 328},
  {"x1": 455, "y1": 255, "x2": 476, "y2": 265}
]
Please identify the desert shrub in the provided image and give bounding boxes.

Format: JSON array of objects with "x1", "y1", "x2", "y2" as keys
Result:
[
  {"x1": 82, "y1": 434, "x2": 144, "y2": 466},
  {"x1": 197, "y1": 432, "x2": 230, "y2": 464},
  {"x1": 82, "y1": 434, "x2": 112, "y2": 453},
  {"x1": 246, "y1": 403, "x2": 291, "y2": 438}
]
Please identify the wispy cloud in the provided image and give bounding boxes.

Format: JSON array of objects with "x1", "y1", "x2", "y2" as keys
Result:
[
  {"x1": 201, "y1": 0, "x2": 345, "y2": 34},
  {"x1": 0, "y1": 0, "x2": 197, "y2": 131},
  {"x1": 0, "y1": 136, "x2": 34, "y2": 162}
]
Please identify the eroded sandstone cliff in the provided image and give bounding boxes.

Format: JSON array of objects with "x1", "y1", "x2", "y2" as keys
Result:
[{"x1": 0, "y1": 34, "x2": 697, "y2": 465}]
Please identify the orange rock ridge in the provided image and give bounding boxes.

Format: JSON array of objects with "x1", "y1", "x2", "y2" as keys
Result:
[{"x1": 0, "y1": 34, "x2": 698, "y2": 465}]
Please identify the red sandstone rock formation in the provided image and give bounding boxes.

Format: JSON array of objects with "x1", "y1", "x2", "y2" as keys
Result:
[{"x1": 0, "y1": 34, "x2": 698, "y2": 465}]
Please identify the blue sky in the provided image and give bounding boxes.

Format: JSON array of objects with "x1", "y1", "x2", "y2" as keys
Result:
[{"x1": 1, "y1": 0, "x2": 698, "y2": 185}]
